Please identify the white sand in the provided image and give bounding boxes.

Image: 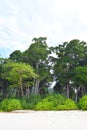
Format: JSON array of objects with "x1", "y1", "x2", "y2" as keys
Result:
[{"x1": 0, "y1": 110, "x2": 87, "y2": 130}]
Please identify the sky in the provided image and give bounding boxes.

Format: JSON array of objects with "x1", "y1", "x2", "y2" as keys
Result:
[{"x1": 0, "y1": 0, "x2": 87, "y2": 58}]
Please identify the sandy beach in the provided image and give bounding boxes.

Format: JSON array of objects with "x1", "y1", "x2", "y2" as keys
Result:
[{"x1": 0, "y1": 110, "x2": 87, "y2": 130}]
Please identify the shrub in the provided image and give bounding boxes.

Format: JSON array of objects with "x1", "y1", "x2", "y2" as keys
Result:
[
  {"x1": 78, "y1": 95, "x2": 87, "y2": 110},
  {"x1": 21, "y1": 99, "x2": 30, "y2": 110},
  {"x1": 64, "y1": 99, "x2": 78, "y2": 109},
  {"x1": 57, "y1": 99, "x2": 78, "y2": 110},
  {"x1": 45, "y1": 94, "x2": 66, "y2": 106},
  {"x1": 1, "y1": 98, "x2": 22, "y2": 111},
  {"x1": 34, "y1": 94, "x2": 66, "y2": 110},
  {"x1": 21, "y1": 95, "x2": 42, "y2": 110},
  {"x1": 1, "y1": 99, "x2": 8, "y2": 111},
  {"x1": 0, "y1": 102, "x2": 3, "y2": 111},
  {"x1": 34, "y1": 101, "x2": 54, "y2": 110}
]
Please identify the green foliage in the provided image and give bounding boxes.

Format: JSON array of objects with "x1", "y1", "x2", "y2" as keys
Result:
[
  {"x1": 2, "y1": 61, "x2": 36, "y2": 97},
  {"x1": 1, "y1": 38, "x2": 87, "y2": 100},
  {"x1": 24, "y1": 37, "x2": 49, "y2": 67},
  {"x1": 34, "y1": 94, "x2": 66, "y2": 110},
  {"x1": 21, "y1": 95, "x2": 42, "y2": 109},
  {"x1": 78, "y1": 95, "x2": 87, "y2": 110},
  {"x1": 53, "y1": 39, "x2": 87, "y2": 98},
  {"x1": 74, "y1": 66, "x2": 87, "y2": 86},
  {"x1": 2, "y1": 61, "x2": 36, "y2": 83},
  {"x1": 0, "y1": 102, "x2": 2, "y2": 111},
  {"x1": 35, "y1": 101, "x2": 54, "y2": 110},
  {"x1": 57, "y1": 99, "x2": 78, "y2": 110},
  {"x1": 9, "y1": 50, "x2": 23, "y2": 62},
  {"x1": 23, "y1": 37, "x2": 52, "y2": 95},
  {"x1": 1, "y1": 98, "x2": 22, "y2": 111},
  {"x1": 34, "y1": 94, "x2": 78, "y2": 110}
]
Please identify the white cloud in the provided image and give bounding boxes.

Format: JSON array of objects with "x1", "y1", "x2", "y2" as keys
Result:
[{"x1": 0, "y1": 0, "x2": 87, "y2": 57}]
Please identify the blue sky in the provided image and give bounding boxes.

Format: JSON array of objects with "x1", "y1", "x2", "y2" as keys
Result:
[{"x1": 0, "y1": 0, "x2": 87, "y2": 58}]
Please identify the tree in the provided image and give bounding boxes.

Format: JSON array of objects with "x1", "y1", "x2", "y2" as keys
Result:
[
  {"x1": 23, "y1": 37, "x2": 52, "y2": 94},
  {"x1": 0, "y1": 58, "x2": 9, "y2": 100},
  {"x1": 9, "y1": 50, "x2": 23, "y2": 62},
  {"x1": 74, "y1": 66, "x2": 87, "y2": 99},
  {"x1": 52, "y1": 39, "x2": 87, "y2": 98},
  {"x1": 2, "y1": 61, "x2": 36, "y2": 97}
]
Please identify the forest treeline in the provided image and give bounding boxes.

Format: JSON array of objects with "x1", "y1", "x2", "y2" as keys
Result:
[{"x1": 0, "y1": 37, "x2": 87, "y2": 102}]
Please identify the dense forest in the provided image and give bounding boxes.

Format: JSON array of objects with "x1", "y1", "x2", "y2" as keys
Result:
[{"x1": 0, "y1": 37, "x2": 87, "y2": 111}]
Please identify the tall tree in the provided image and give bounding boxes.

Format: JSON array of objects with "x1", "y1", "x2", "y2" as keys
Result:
[
  {"x1": 2, "y1": 61, "x2": 36, "y2": 97},
  {"x1": 52, "y1": 39, "x2": 87, "y2": 98},
  {"x1": 74, "y1": 66, "x2": 87, "y2": 98},
  {"x1": 23, "y1": 37, "x2": 51, "y2": 94},
  {"x1": 9, "y1": 50, "x2": 23, "y2": 62},
  {"x1": 0, "y1": 58, "x2": 9, "y2": 100}
]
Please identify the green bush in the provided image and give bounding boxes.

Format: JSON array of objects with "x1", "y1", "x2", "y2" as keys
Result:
[
  {"x1": 34, "y1": 101, "x2": 54, "y2": 110},
  {"x1": 21, "y1": 99, "x2": 30, "y2": 110},
  {"x1": 78, "y1": 95, "x2": 87, "y2": 110},
  {"x1": 34, "y1": 94, "x2": 66, "y2": 110},
  {"x1": 21, "y1": 95, "x2": 42, "y2": 110},
  {"x1": 0, "y1": 102, "x2": 2, "y2": 112},
  {"x1": 1, "y1": 98, "x2": 22, "y2": 111},
  {"x1": 45, "y1": 94, "x2": 66, "y2": 106},
  {"x1": 57, "y1": 99, "x2": 78, "y2": 110},
  {"x1": 1, "y1": 99, "x2": 8, "y2": 111}
]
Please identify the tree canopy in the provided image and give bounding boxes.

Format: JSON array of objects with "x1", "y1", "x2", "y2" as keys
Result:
[{"x1": 0, "y1": 37, "x2": 87, "y2": 101}]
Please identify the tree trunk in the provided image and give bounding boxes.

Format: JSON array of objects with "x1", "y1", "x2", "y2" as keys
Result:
[
  {"x1": 79, "y1": 85, "x2": 86, "y2": 98},
  {"x1": 31, "y1": 78, "x2": 36, "y2": 94},
  {"x1": 81, "y1": 86, "x2": 85, "y2": 97},
  {"x1": 19, "y1": 78, "x2": 24, "y2": 97},
  {"x1": 31, "y1": 79, "x2": 40, "y2": 94},
  {"x1": 34, "y1": 79, "x2": 40, "y2": 94},
  {"x1": 32, "y1": 62, "x2": 40, "y2": 94},
  {"x1": 66, "y1": 84, "x2": 69, "y2": 98},
  {"x1": 26, "y1": 87, "x2": 30, "y2": 97},
  {"x1": 16, "y1": 88, "x2": 20, "y2": 97}
]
